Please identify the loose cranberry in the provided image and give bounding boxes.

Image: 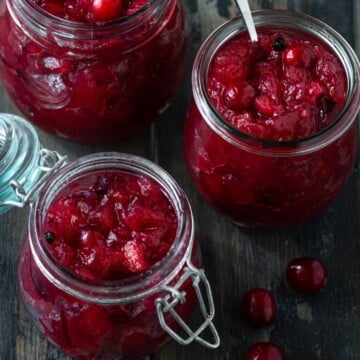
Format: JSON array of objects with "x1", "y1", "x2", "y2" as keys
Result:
[
  {"x1": 247, "y1": 342, "x2": 285, "y2": 360},
  {"x1": 89, "y1": 0, "x2": 123, "y2": 22},
  {"x1": 286, "y1": 256, "x2": 328, "y2": 295},
  {"x1": 242, "y1": 288, "x2": 277, "y2": 327}
]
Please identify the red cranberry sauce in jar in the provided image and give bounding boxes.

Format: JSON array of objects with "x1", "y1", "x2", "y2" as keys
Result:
[
  {"x1": 0, "y1": 0, "x2": 188, "y2": 143},
  {"x1": 184, "y1": 16, "x2": 360, "y2": 227},
  {"x1": 18, "y1": 168, "x2": 199, "y2": 359}
]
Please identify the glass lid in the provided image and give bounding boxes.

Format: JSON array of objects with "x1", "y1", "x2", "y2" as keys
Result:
[{"x1": 0, "y1": 113, "x2": 41, "y2": 214}]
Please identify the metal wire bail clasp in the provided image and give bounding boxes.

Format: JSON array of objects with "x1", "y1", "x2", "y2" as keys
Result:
[
  {"x1": 1, "y1": 148, "x2": 68, "y2": 208},
  {"x1": 155, "y1": 261, "x2": 220, "y2": 349}
]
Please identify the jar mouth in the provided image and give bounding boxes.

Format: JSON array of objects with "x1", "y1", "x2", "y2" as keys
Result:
[
  {"x1": 29, "y1": 152, "x2": 194, "y2": 304},
  {"x1": 10, "y1": 0, "x2": 171, "y2": 43},
  {"x1": 21, "y1": 0, "x2": 156, "y2": 29},
  {"x1": 193, "y1": 10, "x2": 360, "y2": 157}
]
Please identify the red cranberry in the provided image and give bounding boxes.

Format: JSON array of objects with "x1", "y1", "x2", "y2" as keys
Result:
[
  {"x1": 242, "y1": 288, "x2": 277, "y2": 327},
  {"x1": 283, "y1": 45, "x2": 315, "y2": 68},
  {"x1": 254, "y1": 95, "x2": 275, "y2": 116},
  {"x1": 223, "y1": 83, "x2": 256, "y2": 111},
  {"x1": 286, "y1": 256, "x2": 328, "y2": 295},
  {"x1": 89, "y1": 0, "x2": 123, "y2": 22},
  {"x1": 247, "y1": 342, "x2": 285, "y2": 360}
]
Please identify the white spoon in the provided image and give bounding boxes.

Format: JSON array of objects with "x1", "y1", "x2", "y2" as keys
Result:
[{"x1": 235, "y1": 0, "x2": 258, "y2": 43}]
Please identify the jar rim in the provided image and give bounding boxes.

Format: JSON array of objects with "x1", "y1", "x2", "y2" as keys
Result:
[
  {"x1": 192, "y1": 9, "x2": 360, "y2": 157},
  {"x1": 9, "y1": 0, "x2": 172, "y2": 44},
  {"x1": 16, "y1": 0, "x2": 158, "y2": 30},
  {"x1": 28, "y1": 152, "x2": 194, "y2": 304}
]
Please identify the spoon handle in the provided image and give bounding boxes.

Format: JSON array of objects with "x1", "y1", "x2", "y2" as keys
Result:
[{"x1": 236, "y1": 0, "x2": 258, "y2": 43}]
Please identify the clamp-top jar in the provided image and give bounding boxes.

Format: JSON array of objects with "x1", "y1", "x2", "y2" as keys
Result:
[
  {"x1": 0, "y1": 116, "x2": 219, "y2": 359},
  {"x1": 0, "y1": 0, "x2": 188, "y2": 143},
  {"x1": 184, "y1": 10, "x2": 360, "y2": 228}
]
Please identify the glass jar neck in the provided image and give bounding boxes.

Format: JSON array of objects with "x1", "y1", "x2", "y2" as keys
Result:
[
  {"x1": 28, "y1": 152, "x2": 194, "y2": 304},
  {"x1": 7, "y1": 0, "x2": 175, "y2": 57},
  {"x1": 193, "y1": 10, "x2": 360, "y2": 157},
  {"x1": 0, "y1": 114, "x2": 41, "y2": 215}
]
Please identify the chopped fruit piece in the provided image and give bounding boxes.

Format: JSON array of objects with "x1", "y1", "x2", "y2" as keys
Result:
[
  {"x1": 254, "y1": 95, "x2": 275, "y2": 116},
  {"x1": 223, "y1": 83, "x2": 256, "y2": 111},
  {"x1": 283, "y1": 45, "x2": 315, "y2": 68},
  {"x1": 247, "y1": 342, "x2": 285, "y2": 360},
  {"x1": 78, "y1": 228, "x2": 105, "y2": 248},
  {"x1": 122, "y1": 240, "x2": 149, "y2": 273},
  {"x1": 242, "y1": 288, "x2": 277, "y2": 327},
  {"x1": 124, "y1": 203, "x2": 169, "y2": 231},
  {"x1": 89, "y1": 0, "x2": 123, "y2": 22},
  {"x1": 286, "y1": 256, "x2": 328, "y2": 294}
]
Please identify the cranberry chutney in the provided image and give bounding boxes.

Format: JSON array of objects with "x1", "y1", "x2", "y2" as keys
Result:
[
  {"x1": 0, "y1": 0, "x2": 188, "y2": 143},
  {"x1": 18, "y1": 153, "x2": 218, "y2": 359},
  {"x1": 184, "y1": 10, "x2": 360, "y2": 228}
]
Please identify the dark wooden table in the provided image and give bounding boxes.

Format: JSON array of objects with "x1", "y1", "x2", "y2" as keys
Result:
[{"x1": 1, "y1": 0, "x2": 360, "y2": 359}]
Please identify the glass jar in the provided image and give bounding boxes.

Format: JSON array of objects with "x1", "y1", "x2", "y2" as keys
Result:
[
  {"x1": 0, "y1": 0, "x2": 188, "y2": 143},
  {"x1": 0, "y1": 117, "x2": 219, "y2": 359},
  {"x1": 184, "y1": 10, "x2": 360, "y2": 228}
]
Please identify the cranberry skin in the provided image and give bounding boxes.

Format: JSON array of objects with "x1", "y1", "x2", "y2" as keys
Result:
[
  {"x1": 247, "y1": 342, "x2": 285, "y2": 360},
  {"x1": 242, "y1": 288, "x2": 277, "y2": 327},
  {"x1": 89, "y1": 0, "x2": 123, "y2": 22},
  {"x1": 286, "y1": 257, "x2": 328, "y2": 295}
]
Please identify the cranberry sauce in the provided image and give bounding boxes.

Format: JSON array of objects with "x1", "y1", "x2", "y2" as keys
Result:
[
  {"x1": 43, "y1": 172, "x2": 178, "y2": 281},
  {"x1": 184, "y1": 23, "x2": 359, "y2": 227},
  {"x1": 18, "y1": 170, "x2": 198, "y2": 359},
  {"x1": 207, "y1": 30, "x2": 346, "y2": 141},
  {"x1": 0, "y1": 0, "x2": 188, "y2": 143}
]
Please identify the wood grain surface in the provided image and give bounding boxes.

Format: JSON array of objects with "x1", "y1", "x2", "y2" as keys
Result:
[{"x1": 0, "y1": 0, "x2": 359, "y2": 359}]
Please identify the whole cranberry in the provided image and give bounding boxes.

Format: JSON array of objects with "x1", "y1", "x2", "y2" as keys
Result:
[
  {"x1": 247, "y1": 342, "x2": 285, "y2": 360},
  {"x1": 286, "y1": 256, "x2": 328, "y2": 295},
  {"x1": 242, "y1": 288, "x2": 277, "y2": 327},
  {"x1": 89, "y1": 0, "x2": 123, "y2": 21}
]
